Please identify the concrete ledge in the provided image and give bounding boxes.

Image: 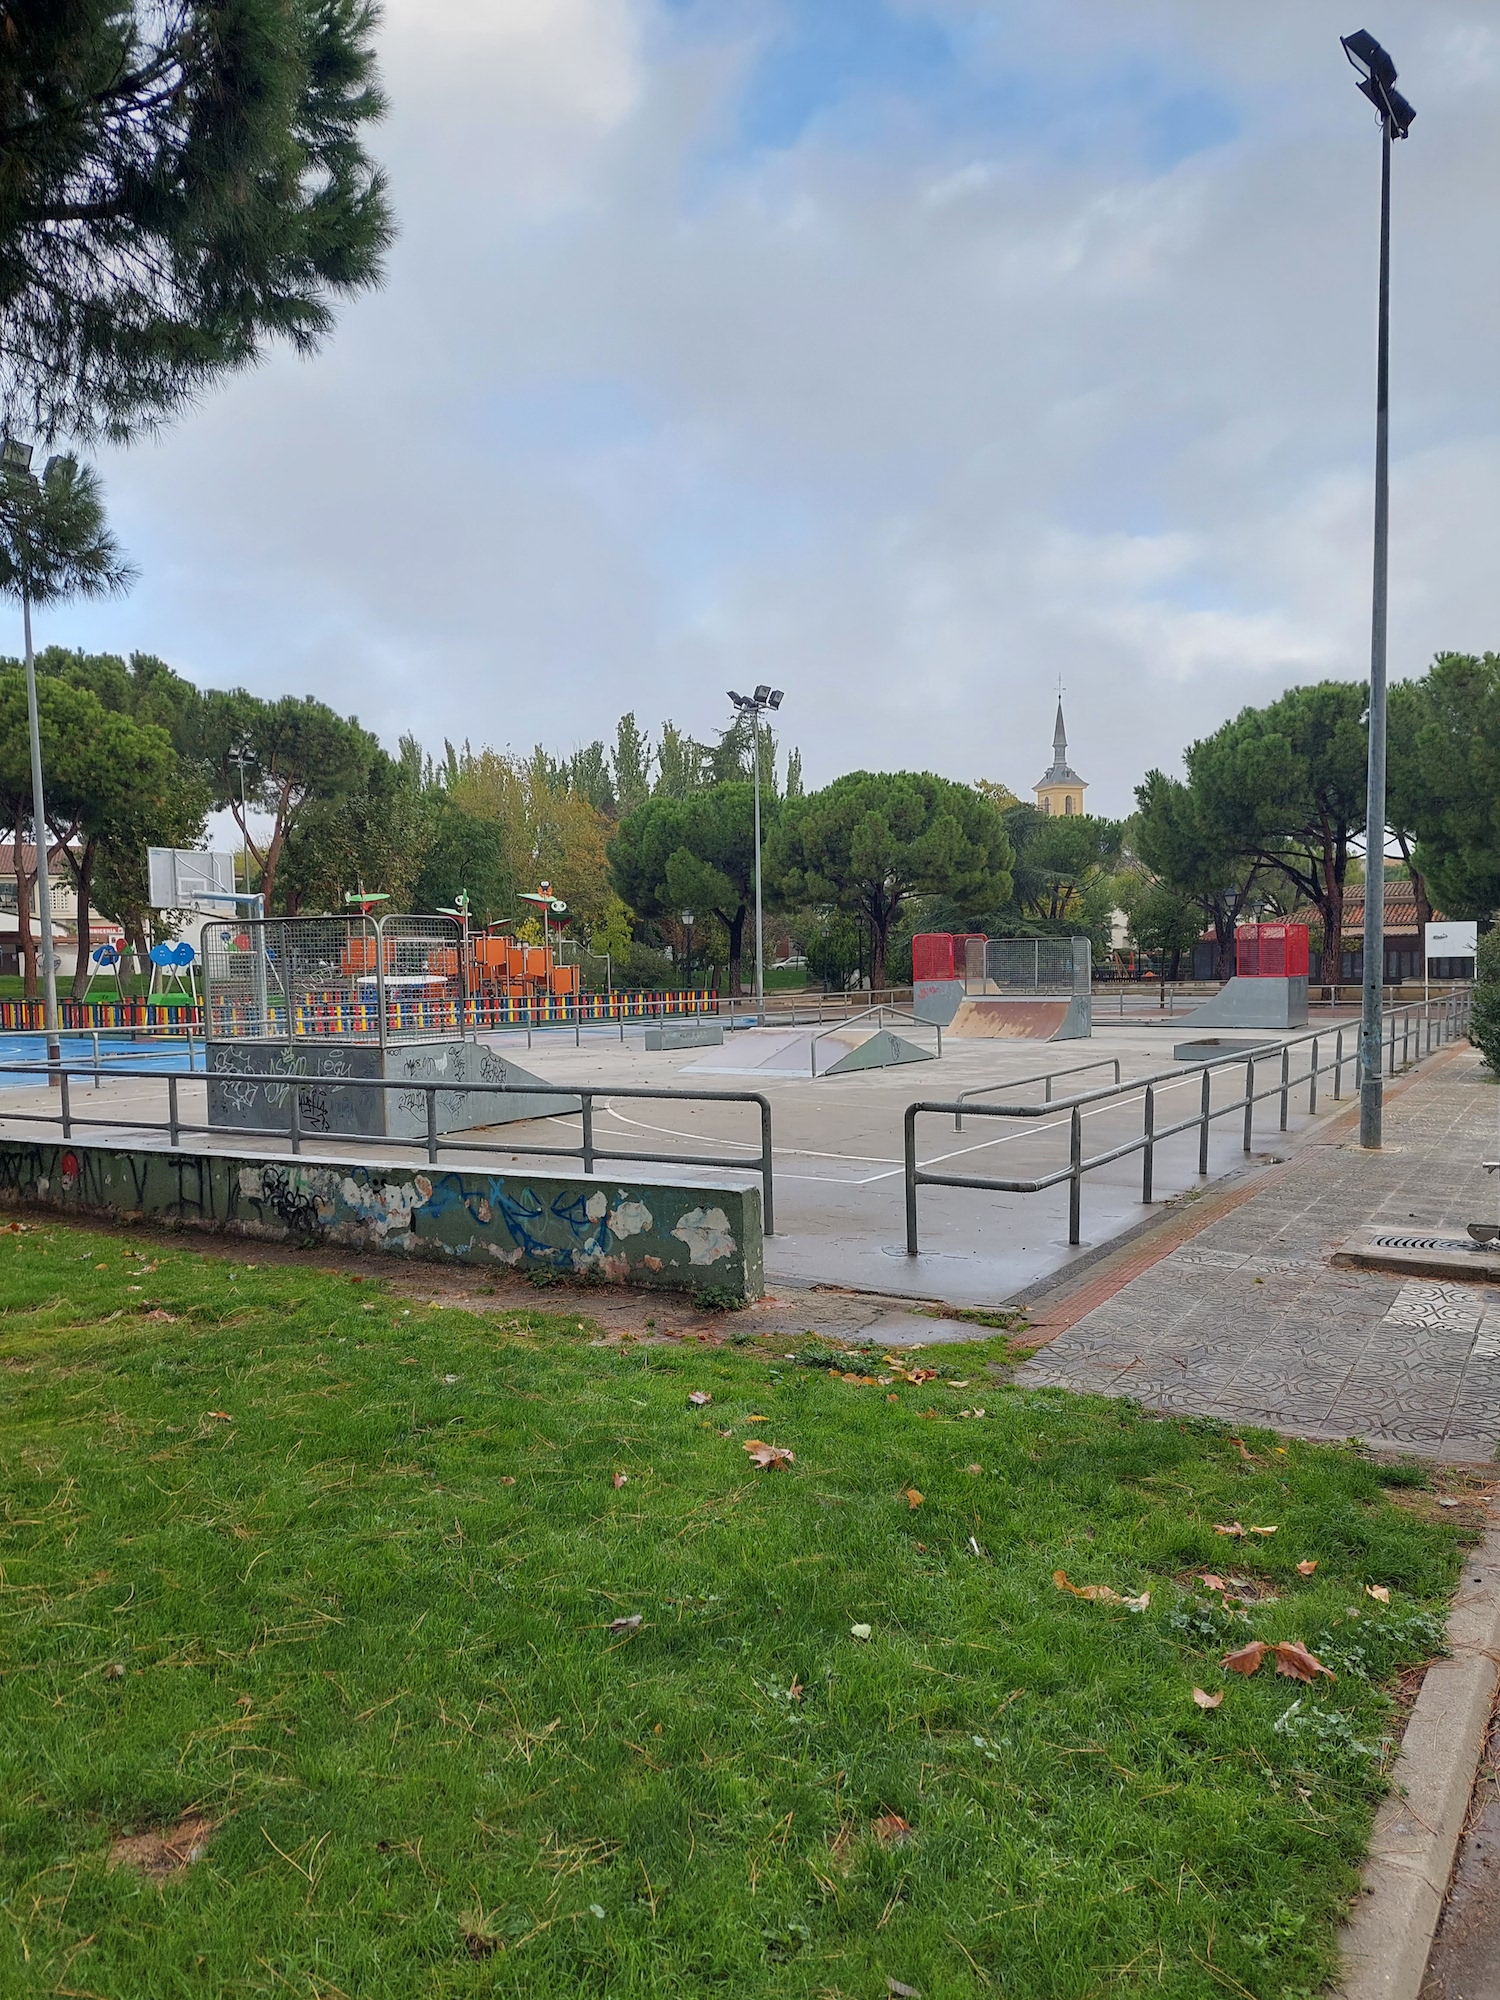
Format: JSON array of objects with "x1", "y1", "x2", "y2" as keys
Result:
[
  {"x1": 0, "y1": 1137, "x2": 763, "y2": 1303},
  {"x1": 644, "y1": 1020, "x2": 724, "y2": 1051},
  {"x1": 1335, "y1": 1518, "x2": 1500, "y2": 2000}
]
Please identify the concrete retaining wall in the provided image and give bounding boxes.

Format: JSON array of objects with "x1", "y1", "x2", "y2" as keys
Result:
[{"x1": 0, "y1": 1138, "x2": 763, "y2": 1302}]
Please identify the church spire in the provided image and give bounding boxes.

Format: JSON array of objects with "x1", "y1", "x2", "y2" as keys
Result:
[
  {"x1": 1053, "y1": 700, "x2": 1067, "y2": 758},
  {"x1": 1034, "y1": 687, "x2": 1087, "y2": 817}
]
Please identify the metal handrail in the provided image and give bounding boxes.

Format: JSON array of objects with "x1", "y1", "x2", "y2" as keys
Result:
[
  {"x1": 807, "y1": 1003, "x2": 942, "y2": 1076},
  {"x1": 954, "y1": 1056, "x2": 1122, "y2": 1129},
  {"x1": 0, "y1": 1063, "x2": 776, "y2": 1236},
  {"x1": 904, "y1": 992, "x2": 1471, "y2": 1254}
]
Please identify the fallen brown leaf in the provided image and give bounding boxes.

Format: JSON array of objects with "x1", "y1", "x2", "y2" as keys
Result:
[
  {"x1": 1053, "y1": 1570, "x2": 1149, "y2": 1611},
  {"x1": 966, "y1": 1463, "x2": 982, "y2": 1475},
  {"x1": 688, "y1": 1391, "x2": 712, "y2": 1407},
  {"x1": 888, "y1": 1981, "x2": 922, "y2": 1999},
  {"x1": 606, "y1": 1614, "x2": 643, "y2": 1635},
  {"x1": 1229, "y1": 1438, "x2": 1253, "y2": 1461},
  {"x1": 1198, "y1": 1573, "x2": 1227, "y2": 1592},
  {"x1": 1248, "y1": 1525, "x2": 1279, "y2": 1537},
  {"x1": 1221, "y1": 1640, "x2": 1269, "y2": 1675},
  {"x1": 872, "y1": 1812, "x2": 916, "y2": 1849},
  {"x1": 1274, "y1": 1640, "x2": 1334, "y2": 1683},
  {"x1": 612, "y1": 1472, "x2": 628, "y2": 1489},
  {"x1": 1365, "y1": 1584, "x2": 1391, "y2": 1604},
  {"x1": 1191, "y1": 1687, "x2": 1223, "y2": 1710},
  {"x1": 499, "y1": 1476, "x2": 516, "y2": 1486},
  {"x1": 743, "y1": 1440, "x2": 794, "y2": 1469},
  {"x1": 1214, "y1": 1522, "x2": 1246, "y2": 1538},
  {"x1": 206, "y1": 1411, "x2": 232, "y2": 1422},
  {"x1": 904, "y1": 1488, "x2": 924, "y2": 1510},
  {"x1": 1296, "y1": 1559, "x2": 1318, "y2": 1576}
]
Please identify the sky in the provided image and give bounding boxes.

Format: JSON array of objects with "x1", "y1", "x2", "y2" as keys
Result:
[{"x1": 30, "y1": 0, "x2": 1500, "y2": 819}]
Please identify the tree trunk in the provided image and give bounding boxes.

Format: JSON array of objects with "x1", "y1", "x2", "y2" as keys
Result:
[
  {"x1": 723, "y1": 906, "x2": 745, "y2": 997},
  {"x1": 1396, "y1": 831, "x2": 1431, "y2": 932},
  {"x1": 869, "y1": 906, "x2": 889, "y2": 991},
  {"x1": 14, "y1": 813, "x2": 36, "y2": 998},
  {"x1": 69, "y1": 838, "x2": 97, "y2": 998}
]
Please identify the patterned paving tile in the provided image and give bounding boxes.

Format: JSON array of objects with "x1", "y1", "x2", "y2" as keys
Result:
[{"x1": 1017, "y1": 1056, "x2": 1500, "y2": 1459}]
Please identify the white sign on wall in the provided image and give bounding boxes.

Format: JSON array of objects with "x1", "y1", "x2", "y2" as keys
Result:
[{"x1": 1425, "y1": 921, "x2": 1477, "y2": 960}]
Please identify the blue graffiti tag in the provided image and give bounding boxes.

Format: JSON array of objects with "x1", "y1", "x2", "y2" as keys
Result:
[{"x1": 550, "y1": 1191, "x2": 610, "y2": 1256}]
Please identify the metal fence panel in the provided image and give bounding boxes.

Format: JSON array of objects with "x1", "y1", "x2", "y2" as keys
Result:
[
  {"x1": 973, "y1": 937, "x2": 1091, "y2": 995},
  {"x1": 202, "y1": 915, "x2": 466, "y2": 1046}
]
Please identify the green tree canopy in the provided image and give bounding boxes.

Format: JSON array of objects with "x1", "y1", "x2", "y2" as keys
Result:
[
  {"x1": 189, "y1": 690, "x2": 380, "y2": 913},
  {"x1": 610, "y1": 784, "x2": 761, "y2": 995},
  {"x1": 409, "y1": 795, "x2": 513, "y2": 929},
  {"x1": 1183, "y1": 681, "x2": 1368, "y2": 958},
  {"x1": 0, "y1": 0, "x2": 391, "y2": 442},
  {"x1": 1133, "y1": 769, "x2": 1259, "y2": 981},
  {"x1": 1120, "y1": 878, "x2": 1204, "y2": 983},
  {"x1": 1386, "y1": 655, "x2": 1500, "y2": 919},
  {"x1": 768, "y1": 772, "x2": 1013, "y2": 989},
  {"x1": 1003, "y1": 807, "x2": 1125, "y2": 950}
]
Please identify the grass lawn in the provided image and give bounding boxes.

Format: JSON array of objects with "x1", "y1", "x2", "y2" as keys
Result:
[{"x1": 0, "y1": 1222, "x2": 1471, "y2": 1999}]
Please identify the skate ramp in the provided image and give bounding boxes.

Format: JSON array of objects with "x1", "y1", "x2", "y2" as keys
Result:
[
  {"x1": 1184, "y1": 977, "x2": 1308, "y2": 1031},
  {"x1": 946, "y1": 995, "x2": 1091, "y2": 1041},
  {"x1": 683, "y1": 1024, "x2": 936, "y2": 1078}
]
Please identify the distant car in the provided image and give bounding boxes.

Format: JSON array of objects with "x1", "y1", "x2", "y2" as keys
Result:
[{"x1": 777, "y1": 954, "x2": 808, "y2": 969}]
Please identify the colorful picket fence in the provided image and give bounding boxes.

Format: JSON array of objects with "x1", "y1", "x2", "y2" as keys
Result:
[
  {"x1": 0, "y1": 999, "x2": 201, "y2": 1033},
  {"x1": 1, "y1": 990, "x2": 719, "y2": 1038}
]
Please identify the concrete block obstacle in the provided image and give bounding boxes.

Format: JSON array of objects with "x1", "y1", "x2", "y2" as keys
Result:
[
  {"x1": 683, "y1": 1024, "x2": 935, "y2": 1078},
  {"x1": 1182, "y1": 975, "x2": 1309, "y2": 1030},
  {"x1": 0, "y1": 1137, "x2": 764, "y2": 1301},
  {"x1": 644, "y1": 1019, "x2": 724, "y2": 1051}
]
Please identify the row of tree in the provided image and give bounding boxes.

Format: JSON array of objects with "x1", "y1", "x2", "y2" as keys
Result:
[{"x1": 1133, "y1": 657, "x2": 1500, "y2": 979}]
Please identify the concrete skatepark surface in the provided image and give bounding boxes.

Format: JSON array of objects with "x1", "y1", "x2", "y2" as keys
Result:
[
  {"x1": 684, "y1": 1022, "x2": 935, "y2": 1078},
  {"x1": 0, "y1": 1013, "x2": 1359, "y2": 1309}
]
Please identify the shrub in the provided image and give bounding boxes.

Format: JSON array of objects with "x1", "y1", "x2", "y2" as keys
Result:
[{"x1": 1473, "y1": 928, "x2": 1500, "y2": 1075}]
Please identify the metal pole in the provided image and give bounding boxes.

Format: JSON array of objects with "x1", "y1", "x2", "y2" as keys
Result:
[
  {"x1": 580, "y1": 1091, "x2": 594, "y2": 1174},
  {"x1": 1359, "y1": 111, "x2": 1393, "y2": 1149},
  {"x1": 905, "y1": 1103, "x2": 919, "y2": 1255},
  {"x1": 1334, "y1": 1028, "x2": 1344, "y2": 1100},
  {"x1": 425, "y1": 1084, "x2": 438, "y2": 1165},
  {"x1": 1142, "y1": 1083, "x2": 1154, "y2": 1205},
  {"x1": 1198, "y1": 1067, "x2": 1211, "y2": 1176},
  {"x1": 1309, "y1": 1037, "x2": 1319, "y2": 1115},
  {"x1": 21, "y1": 590, "x2": 62, "y2": 1085},
  {"x1": 1279, "y1": 1045, "x2": 1290, "y2": 1131},
  {"x1": 1069, "y1": 1106, "x2": 1083, "y2": 1243},
  {"x1": 1243, "y1": 1055, "x2": 1255, "y2": 1151},
  {"x1": 752, "y1": 704, "x2": 765, "y2": 1025},
  {"x1": 758, "y1": 1094, "x2": 775, "y2": 1236}
]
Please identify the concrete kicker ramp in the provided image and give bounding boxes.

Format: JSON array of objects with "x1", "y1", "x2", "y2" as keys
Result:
[
  {"x1": 683, "y1": 1024, "x2": 936, "y2": 1078},
  {"x1": 1184, "y1": 976, "x2": 1308, "y2": 1031},
  {"x1": 946, "y1": 995, "x2": 1091, "y2": 1041}
]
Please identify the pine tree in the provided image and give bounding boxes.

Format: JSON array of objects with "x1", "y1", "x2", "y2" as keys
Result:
[
  {"x1": 612, "y1": 712, "x2": 653, "y2": 815},
  {"x1": 0, "y1": 0, "x2": 391, "y2": 441}
]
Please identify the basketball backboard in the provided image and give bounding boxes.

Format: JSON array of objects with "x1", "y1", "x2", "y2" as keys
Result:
[{"x1": 147, "y1": 848, "x2": 237, "y2": 910}]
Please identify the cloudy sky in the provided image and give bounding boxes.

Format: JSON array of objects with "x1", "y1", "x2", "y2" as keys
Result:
[{"x1": 38, "y1": 0, "x2": 1500, "y2": 816}]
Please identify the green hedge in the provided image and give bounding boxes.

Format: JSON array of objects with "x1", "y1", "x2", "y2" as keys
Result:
[{"x1": 1473, "y1": 927, "x2": 1500, "y2": 1074}]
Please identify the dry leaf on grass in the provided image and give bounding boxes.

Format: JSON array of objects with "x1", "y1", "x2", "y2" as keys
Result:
[
  {"x1": 1249, "y1": 1525, "x2": 1279, "y2": 1537},
  {"x1": 1053, "y1": 1570, "x2": 1149, "y2": 1611},
  {"x1": 1198, "y1": 1574, "x2": 1227, "y2": 1592},
  {"x1": 966, "y1": 1463, "x2": 982, "y2": 1475},
  {"x1": 1274, "y1": 1640, "x2": 1335, "y2": 1682},
  {"x1": 871, "y1": 1812, "x2": 916, "y2": 1849},
  {"x1": 1366, "y1": 1584, "x2": 1391, "y2": 1604},
  {"x1": 1214, "y1": 1522, "x2": 1246, "y2": 1538},
  {"x1": 1222, "y1": 1640, "x2": 1269, "y2": 1675},
  {"x1": 1230, "y1": 1438, "x2": 1253, "y2": 1461},
  {"x1": 606, "y1": 1614, "x2": 643, "y2": 1635},
  {"x1": 206, "y1": 1411, "x2": 232, "y2": 1422},
  {"x1": 904, "y1": 1488, "x2": 924, "y2": 1510},
  {"x1": 850, "y1": 1623, "x2": 872, "y2": 1642},
  {"x1": 1192, "y1": 1687, "x2": 1224, "y2": 1710},
  {"x1": 688, "y1": 1391, "x2": 712, "y2": 1407},
  {"x1": 102, "y1": 1662, "x2": 126, "y2": 1679},
  {"x1": 1296, "y1": 1560, "x2": 1318, "y2": 1576},
  {"x1": 612, "y1": 1473, "x2": 628, "y2": 1489},
  {"x1": 888, "y1": 1980, "x2": 922, "y2": 1999},
  {"x1": 743, "y1": 1440, "x2": 794, "y2": 1469}
]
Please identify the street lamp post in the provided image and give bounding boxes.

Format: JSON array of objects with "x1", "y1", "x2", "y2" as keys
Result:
[
  {"x1": 1, "y1": 438, "x2": 63, "y2": 1080},
  {"x1": 1341, "y1": 30, "x2": 1414, "y2": 1151},
  {"x1": 727, "y1": 685, "x2": 784, "y2": 1023},
  {"x1": 680, "y1": 909, "x2": 694, "y2": 990}
]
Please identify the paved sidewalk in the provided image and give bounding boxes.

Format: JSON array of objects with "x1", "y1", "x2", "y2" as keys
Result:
[{"x1": 1018, "y1": 1052, "x2": 1500, "y2": 1459}]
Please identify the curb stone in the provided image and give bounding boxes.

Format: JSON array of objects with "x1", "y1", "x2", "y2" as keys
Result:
[{"x1": 1336, "y1": 1514, "x2": 1500, "y2": 2000}]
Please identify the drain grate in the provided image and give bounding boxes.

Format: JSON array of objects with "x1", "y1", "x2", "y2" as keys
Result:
[{"x1": 1372, "y1": 1234, "x2": 1479, "y2": 1252}]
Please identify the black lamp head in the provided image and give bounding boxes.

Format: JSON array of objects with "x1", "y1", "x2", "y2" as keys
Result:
[{"x1": 1341, "y1": 30, "x2": 1414, "y2": 135}]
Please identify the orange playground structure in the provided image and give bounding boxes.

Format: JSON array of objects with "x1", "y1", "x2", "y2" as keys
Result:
[{"x1": 468, "y1": 928, "x2": 581, "y2": 1011}]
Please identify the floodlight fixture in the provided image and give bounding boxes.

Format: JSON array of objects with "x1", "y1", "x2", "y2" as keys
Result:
[
  {"x1": 768, "y1": 689, "x2": 784, "y2": 709},
  {"x1": 1341, "y1": 29, "x2": 1415, "y2": 135},
  {"x1": 1, "y1": 436, "x2": 34, "y2": 475},
  {"x1": 754, "y1": 683, "x2": 772, "y2": 702}
]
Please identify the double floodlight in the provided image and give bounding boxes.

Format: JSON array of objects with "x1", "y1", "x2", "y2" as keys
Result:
[
  {"x1": 1341, "y1": 29, "x2": 1415, "y2": 137},
  {"x1": 727, "y1": 687, "x2": 784, "y2": 711}
]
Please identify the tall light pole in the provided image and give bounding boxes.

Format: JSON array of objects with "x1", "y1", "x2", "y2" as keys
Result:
[
  {"x1": 1, "y1": 439, "x2": 63, "y2": 1078},
  {"x1": 1341, "y1": 30, "x2": 1414, "y2": 1151},
  {"x1": 728, "y1": 685, "x2": 784, "y2": 1022}
]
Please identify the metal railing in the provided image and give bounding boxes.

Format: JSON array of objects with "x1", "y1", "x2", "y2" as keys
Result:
[
  {"x1": 807, "y1": 1003, "x2": 942, "y2": 1075},
  {"x1": 904, "y1": 993, "x2": 1471, "y2": 1254},
  {"x1": 954, "y1": 1056, "x2": 1121, "y2": 1130},
  {"x1": 0, "y1": 1063, "x2": 776, "y2": 1235}
]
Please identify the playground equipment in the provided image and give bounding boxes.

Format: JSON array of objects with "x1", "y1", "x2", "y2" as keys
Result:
[
  {"x1": 913, "y1": 935, "x2": 1092, "y2": 1040},
  {"x1": 1184, "y1": 924, "x2": 1309, "y2": 1031},
  {"x1": 148, "y1": 940, "x2": 199, "y2": 1008},
  {"x1": 201, "y1": 913, "x2": 568, "y2": 1140},
  {"x1": 469, "y1": 922, "x2": 581, "y2": 1015}
]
